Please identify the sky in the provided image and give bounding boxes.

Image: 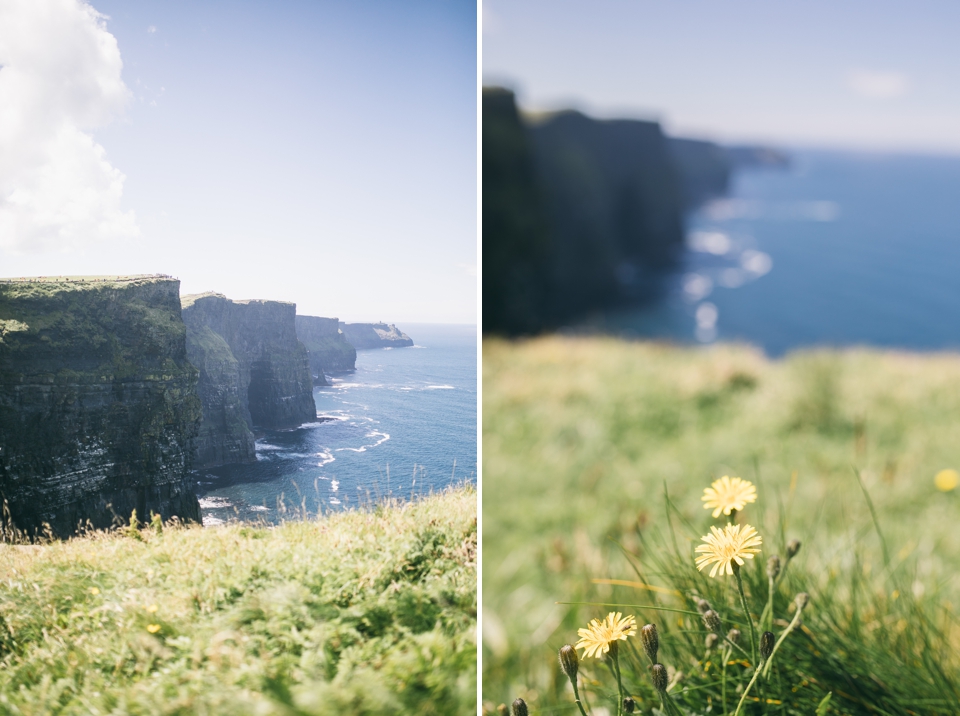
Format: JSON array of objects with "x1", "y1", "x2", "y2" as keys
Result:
[
  {"x1": 483, "y1": 0, "x2": 960, "y2": 155},
  {"x1": 0, "y1": 0, "x2": 477, "y2": 324}
]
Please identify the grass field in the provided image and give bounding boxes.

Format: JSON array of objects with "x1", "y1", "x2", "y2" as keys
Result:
[
  {"x1": 482, "y1": 337, "x2": 960, "y2": 714},
  {"x1": 0, "y1": 486, "x2": 476, "y2": 715}
]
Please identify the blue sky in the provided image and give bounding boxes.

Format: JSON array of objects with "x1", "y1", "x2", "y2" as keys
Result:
[
  {"x1": 483, "y1": 0, "x2": 960, "y2": 154},
  {"x1": 0, "y1": 0, "x2": 477, "y2": 324}
]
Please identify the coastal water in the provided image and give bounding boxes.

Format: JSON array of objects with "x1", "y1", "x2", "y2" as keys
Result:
[
  {"x1": 195, "y1": 323, "x2": 477, "y2": 525},
  {"x1": 601, "y1": 150, "x2": 960, "y2": 356}
]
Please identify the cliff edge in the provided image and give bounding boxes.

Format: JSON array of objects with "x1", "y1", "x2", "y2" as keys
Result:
[
  {"x1": 339, "y1": 322, "x2": 414, "y2": 349},
  {"x1": 295, "y1": 315, "x2": 357, "y2": 381},
  {"x1": 0, "y1": 276, "x2": 202, "y2": 537},
  {"x1": 182, "y1": 293, "x2": 316, "y2": 469}
]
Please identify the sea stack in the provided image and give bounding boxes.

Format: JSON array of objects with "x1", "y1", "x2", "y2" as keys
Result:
[
  {"x1": 0, "y1": 276, "x2": 202, "y2": 537},
  {"x1": 181, "y1": 293, "x2": 316, "y2": 468},
  {"x1": 339, "y1": 322, "x2": 414, "y2": 349}
]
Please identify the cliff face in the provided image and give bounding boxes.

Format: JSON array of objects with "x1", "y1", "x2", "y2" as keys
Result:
[
  {"x1": 339, "y1": 322, "x2": 414, "y2": 349},
  {"x1": 295, "y1": 315, "x2": 357, "y2": 380},
  {"x1": 0, "y1": 276, "x2": 202, "y2": 537},
  {"x1": 182, "y1": 294, "x2": 316, "y2": 468}
]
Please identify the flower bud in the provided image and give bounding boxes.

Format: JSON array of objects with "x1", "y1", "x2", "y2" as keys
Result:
[
  {"x1": 651, "y1": 663, "x2": 668, "y2": 694},
  {"x1": 786, "y1": 539, "x2": 801, "y2": 559},
  {"x1": 766, "y1": 555, "x2": 781, "y2": 579},
  {"x1": 703, "y1": 609, "x2": 722, "y2": 633},
  {"x1": 497, "y1": 706, "x2": 508, "y2": 716},
  {"x1": 512, "y1": 698, "x2": 528, "y2": 716},
  {"x1": 760, "y1": 631, "x2": 775, "y2": 661},
  {"x1": 697, "y1": 598, "x2": 712, "y2": 614},
  {"x1": 795, "y1": 592, "x2": 810, "y2": 610},
  {"x1": 705, "y1": 633, "x2": 718, "y2": 649},
  {"x1": 558, "y1": 645, "x2": 579, "y2": 680},
  {"x1": 623, "y1": 697, "x2": 636, "y2": 713},
  {"x1": 641, "y1": 624, "x2": 659, "y2": 664},
  {"x1": 727, "y1": 628, "x2": 741, "y2": 644}
]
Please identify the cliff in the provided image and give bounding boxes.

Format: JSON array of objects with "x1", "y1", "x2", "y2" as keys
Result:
[
  {"x1": 0, "y1": 276, "x2": 202, "y2": 537},
  {"x1": 295, "y1": 315, "x2": 357, "y2": 380},
  {"x1": 339, "y1": 322, "x2": 414, "y2": 349},
  {"x1": 182, "y1": 294, "x2": 316, "y2": 469},
  {"x1": 669, "y1": 137, "x2": 732, "y2": 209}
]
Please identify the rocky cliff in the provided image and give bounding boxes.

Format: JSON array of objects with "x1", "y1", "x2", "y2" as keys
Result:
[
  {"x1": 295, "y1": 315, "x2": 357, "y2": 380},
  {"x1": 182, "y1": 294, "x2": 316, "y2": 469},
  {"x1": 339, "y1": 322, "x2": 414, "y2": 349},
  {"x1": 0, "y1": 276, "x2": 202, "y2": 537}
]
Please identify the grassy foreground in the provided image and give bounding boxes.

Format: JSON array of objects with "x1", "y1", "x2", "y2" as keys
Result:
[
  {"x1": 0, "y1": 486, "x2": 476, "y2": 715},
  {"x1": 483, "y1": 337, "x2": 960, "y2": 714}
]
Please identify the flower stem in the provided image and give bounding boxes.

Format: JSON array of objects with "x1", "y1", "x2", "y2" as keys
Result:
[
  {"x1": 733, "y1": 662, "x2": 763, "y2": 716},
  {"x1": 721, "y1": 645, "x2": 730, "y2": 716},
  {"x1": 733, "y1": 565, "x2": 758, "y2": 666},
  {"x1": 570, "y1": 677, "x2": 589, "y2": 716},
  {"x1": 759, "y1": 574, "x2": 775, "y2": 632},
  {"x1": 612, "y1": 646, "x2": 624, "y2": 716}
]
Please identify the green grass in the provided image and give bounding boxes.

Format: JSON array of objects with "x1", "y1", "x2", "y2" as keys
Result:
[
  {"x1": 482, "y1": 337, "x2": 960, "y2": 714},
  {"x1": 0, "y1": 486, "x2": 476, "y2": 715}
]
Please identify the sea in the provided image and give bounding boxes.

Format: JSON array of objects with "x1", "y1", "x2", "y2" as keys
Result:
[
  {"x1": 600, "y1": 149, "x2": 960, "y2": 357},
  {"x1": 195, "y1": 323, "x2": 477, "y2": 526}
]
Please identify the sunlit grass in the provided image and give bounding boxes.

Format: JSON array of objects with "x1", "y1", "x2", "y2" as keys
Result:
[
  {"x1": 482, "y1": 336, "x2": 960, "y2": 714},
  {"x1": 0, "y1": 485, "x2": 476, "y2": 715}
]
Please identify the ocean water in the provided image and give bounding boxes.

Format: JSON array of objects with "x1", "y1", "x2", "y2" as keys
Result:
[
  {"x1": 602, "y1": 150, "x2": 960, "y2": 356},
  {"x1": 195, "y1": 323, "x2": 477, "y2": 525}
]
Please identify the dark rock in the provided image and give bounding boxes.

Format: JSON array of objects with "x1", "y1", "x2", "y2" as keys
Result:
[
  {"x1": 295, "y1": 315, "x2": 357, "y2": 382},
  {"x1": 339, "y1": 322, "x2": 413, "y2": 349},
  {"x1": 669, "y1": 137, "x2": 732, "y2": 209},
  {"x1": 0, "y1": 276, "x2": 202, "y2": 537},
  {"x1": 182, "y1": 293, "x2": 316, "y2": 469}
]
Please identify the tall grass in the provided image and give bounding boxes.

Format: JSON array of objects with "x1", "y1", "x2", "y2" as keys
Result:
[
  {"x1": 0, "y1": 486, "x2": 476, "y2": 715},
  {"x1": 482, "y1": 337, "x2": 960, "y2": 713}
]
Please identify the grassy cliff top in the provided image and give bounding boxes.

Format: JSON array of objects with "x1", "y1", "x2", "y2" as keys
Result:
[
  {"x1": 181, "y1": 292, "x2": 296, "y2": 309},
  {"x1": 0, "y1": 275, "x2": 176, "y2": 300},
  {"x1": 0, "y1": 485, "x2": 476, "y2": 715}
]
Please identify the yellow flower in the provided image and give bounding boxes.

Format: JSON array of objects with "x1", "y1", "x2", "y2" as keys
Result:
[
  {"x1": 695, "y1": 523, "x2": 763, "y2": 578},
  {"x1": 88, "y1": 587, "x2": 100, "y2": 595},
  {"x1": 701, "y1": 476, "x2": 757, "y2": 518},
  {"x1": 575, "y1": 611, "x2": 637, "y2": 658},
  {"x1": 146, "y1": 624, "x2": 161, "y2": 634},
  {"x1": 935, "y1": 469, "x2": 959, "y2": 492},
  {"x1": 145, "y1": 604, "x2": 159, "y2": 613}
]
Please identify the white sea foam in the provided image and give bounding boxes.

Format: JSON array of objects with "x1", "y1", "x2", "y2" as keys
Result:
[
  {"x1": 334, "y1": 431, "x2": 390, "y2": 453},
  {"x1": 314, "y1": 449, "x2": 335, "y2": 467},
  {"x1": 329, "y1": 497, "x2": 341, "y2": 505},
  {"x1": 248, "y1": 505, "x2": 269, "y2": 512},
  {"x1": 202, "y1": 515, "x2": 225, "y2": 527},
  {"x1": 331, "y1": 480, "x2": 339, "y2": 492},
  {"x1": 425, "y1": 384, "x2": 454, "y2": 390},
  {"x1": 256, "y1": 443, "x2": 284, "y2": 452},
  {"x1": 198, "y1": 496, "x2": 233, "y2": 509}
]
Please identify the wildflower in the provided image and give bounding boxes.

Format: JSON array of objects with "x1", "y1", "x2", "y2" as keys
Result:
[
  {"x1": 701, "y1": 476, "x2": 757, "y2": 518},
  {"x1": 760, "y1": 631, "x2": 775, "y2": 661},
  {"x1": 786, "y1": 539, "x2": 801, "y2": 559},
  {"x1": 640, "y1": 624, "x2": 659, "y2": 664},
  {"x1": 145, "y1": 604, "x2": 158, "y2": 613},
  {"x1": 624, "y1": 696, "x2": 636, "y2": 713},
  {"x1": 575, "y1": 611, "x2": 637, "y2": 659},
  {"x1": 512, "y1": 698, "x2": 528, "y2": 716},
  {"x1": 146, "y1": 624, "x2": 161, "y2": 634},
  {"x1": 727, "y1": 628, "x2": 741, "y2": 644},
  {"x1": 795, "y1": 592, "x2": 810, "y2": 610},
  {"x1": 766, "y1": 555, "x2": 781, "y2": 579},
  {"x1": 558, "y1": 644, "x2": 579, "y2": 680},
  {"x1": 697, "y1": 598, "x2": 712, "y2": 614},
  {"x1": 88, "y1": 587, "x2": 100, "y2": 595},
  {"x1": 496, "y1": 705, "x2": 508, "y2": 716},
  {"x1": 695, "y1": 523, "x2": 763, "y2": 578},
  {"x1": 935, "y1": 469, "x2": 960, "y2": 492},
  {"x1": 705, "y1": 633, "x2": 718, "y2": 649},
  {"x1": 651, "y1": 663, "x2": 669, "y2": 694},
  {"x1": 702, "y1": 609, "x2": 722, "y2": 634}
]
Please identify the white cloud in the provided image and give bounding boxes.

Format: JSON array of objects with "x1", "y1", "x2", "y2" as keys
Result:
[
  {"x1": 0, "y1": 0, "x2": 139, "y2": 253},
  {"x1": 846, "y1": 69, "x2": 908, "y2": 100}
]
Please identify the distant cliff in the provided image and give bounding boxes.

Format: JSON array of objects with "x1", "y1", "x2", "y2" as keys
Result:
[
  {"x1": 339, "y1": 322, "x2": 414, "y2": 349},
  {"x1": 0, "y1": 276, "x2": 202, "y2": 537},
  {"x1": 295, "y1": 315, "x2": 357, "y2": 381},
  {"x1": 182, "y1": 294, "x2": 316, "y2": 469}
]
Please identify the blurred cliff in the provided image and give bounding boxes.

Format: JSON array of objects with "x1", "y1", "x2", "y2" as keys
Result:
[{"x1": 482, "y1": 87, "x2": 787, "y2": 335}]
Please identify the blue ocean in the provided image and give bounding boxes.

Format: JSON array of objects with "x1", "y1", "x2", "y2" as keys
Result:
[
  {"x1": 602, "y1": 150, "x2": 960, "y2": 356},
  {"x1": 195, "y1": 323, "x2": 477, "y2": 525}
]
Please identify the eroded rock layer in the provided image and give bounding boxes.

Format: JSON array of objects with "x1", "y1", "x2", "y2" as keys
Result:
[
  {"x1": 295, "y1": 315, "x2": 357, "y2": 381},
  {"x1": 182, "y1": 294, "x2": 316, "y2": 468},
  {"x1": 0, "y1": 276, "x2": 202, "y2": 537}
]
